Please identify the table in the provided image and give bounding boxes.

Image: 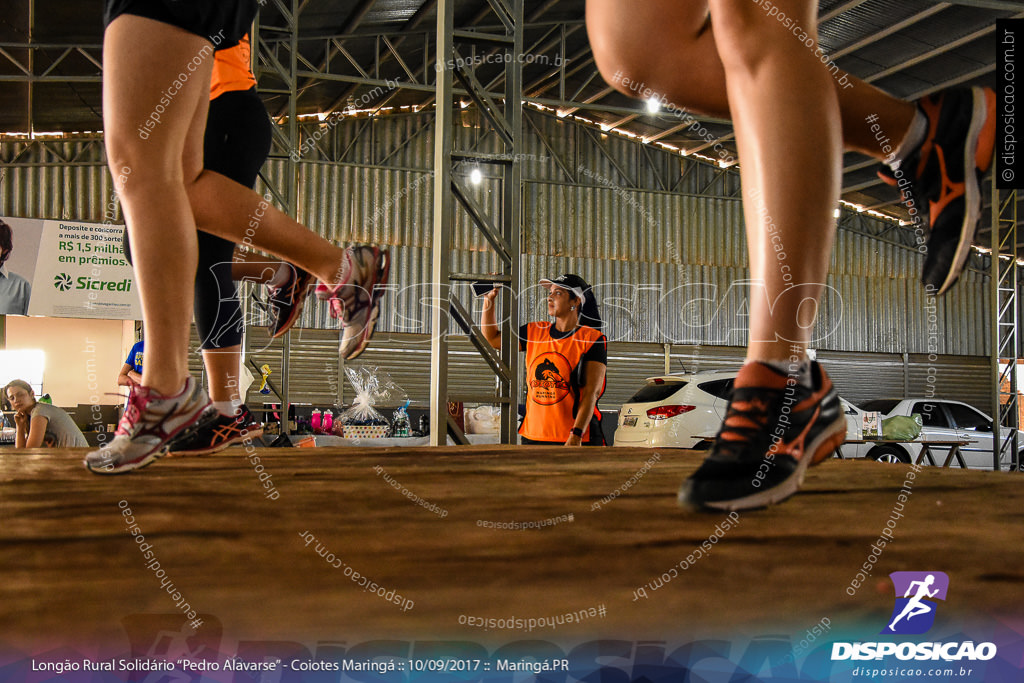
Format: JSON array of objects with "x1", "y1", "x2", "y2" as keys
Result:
[
  {"x1": 836, "y1": 438, "x2": 974, "y2": 468},
  {"x1": 695, "y1": 435, "x2": 975, "y2": 468},
  {"x1": 287, "y1": 433, "x2": 501, "y2": 447}
]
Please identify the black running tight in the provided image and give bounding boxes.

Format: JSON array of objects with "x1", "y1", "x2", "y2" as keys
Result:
[{"x1": 194, "y1": 87, "x2": 273, "y2": 350}]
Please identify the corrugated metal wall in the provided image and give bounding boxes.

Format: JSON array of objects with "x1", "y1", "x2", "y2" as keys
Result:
[
  {"x1": 0, "y1": 140, "x2": 121, "y2": 222},
  {"x1": 261, "y1": 110, "x2": 990, "y2": 355},
  {"x1": 183, "y1": 326, "x2": 994, "y2": 413},
  {"x1": 1, "y1": 112, "x2": 995, "y2": 366}
]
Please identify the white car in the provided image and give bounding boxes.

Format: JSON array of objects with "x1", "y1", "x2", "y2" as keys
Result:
[
  {"x1": 844, "y1": 398, "x2": 1023, "y2": 471},
  {"x1": 615, "y1": 370, "x2": 863, "y2": 451},
  {"x1": 613, "y1": 375, "x2": 1023, "y2": 473},
  {"x1": 614, "y1": 370, "x2": 735, "y2": 449}
]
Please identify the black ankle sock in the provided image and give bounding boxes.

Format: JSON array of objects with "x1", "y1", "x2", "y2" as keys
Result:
[{"x1": 761, "y1": 358, "x2": 813, "y2": 389}]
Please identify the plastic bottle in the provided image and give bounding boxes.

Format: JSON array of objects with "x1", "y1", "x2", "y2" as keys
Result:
[
  {"x1": 392, "y1": 401, "x2": 411, "y2": 438},
  {"x1": 310, "y1": 408, "x2": 322, "y2": 433},
  {"x1": 322, "y1": 410, "x2": 334, "y2": 434}
]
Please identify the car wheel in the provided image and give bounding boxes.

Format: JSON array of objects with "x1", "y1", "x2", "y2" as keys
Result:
[{"x1": 868, "y1": 445, "x2": 910, "y2": 464}]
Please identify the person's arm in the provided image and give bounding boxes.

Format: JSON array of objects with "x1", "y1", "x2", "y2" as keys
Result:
[
  {"x1": 566, "y1": 360, "x2": 607, "y2": 447},
  {"x1": 18, "y1": 413, "x2": 48, "y2": 448},
  {"x1": 19, "y1": 279, "x2": 30, "y2": 315},
  {"x1": 480, "y1": 288, "x2": 501, "y2": 349},
  {"x1": 13, "y1": 410, "x2": 29, "y2": 448},
  {"x1": 118, "y1": 363, "x2": 141, "y2": 387}
]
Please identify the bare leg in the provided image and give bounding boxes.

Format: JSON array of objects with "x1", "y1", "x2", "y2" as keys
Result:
[
  {"x1": 202, "y1": 346, "x2": 243, "y2": 403},
  {"x1": 103, "y1": 16, "x2": 212, "y2": 395},
  {"x1": 586, "y1": 0, "x2": 915, "y2": 158},
  {"x1": 708, "y1": 0, "x2": 840, "y2": 361},
  {"x1": 189, "y1": 171, "x2": 349, "y2": 285},
  {"x1": 230, "y1": 248, "x2": 282, "y2": 283}
]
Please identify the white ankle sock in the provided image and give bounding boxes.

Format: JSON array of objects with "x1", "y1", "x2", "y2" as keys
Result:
[
  {"x1": 213, "y1": 400, "x2": 241, "y2": 417},
  {"x1": 158, "y1": 380, "x2": 189, "y2": 398},
  {"x1": 888, "y1": 108, "x2": 927, "y2": 170}
]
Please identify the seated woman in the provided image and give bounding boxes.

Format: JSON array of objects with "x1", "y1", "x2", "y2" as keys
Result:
[{"x1": 5, "y1": 380, "x2": 87, "y2": 448}]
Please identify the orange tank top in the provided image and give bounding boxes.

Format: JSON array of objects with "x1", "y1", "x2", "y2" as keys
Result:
[
  {"x1": 520, "y1": 322, "x2": 606, "y2": 442},
  {"x1": 211, "y1": 34, "x2": 257, "y2": 100}
]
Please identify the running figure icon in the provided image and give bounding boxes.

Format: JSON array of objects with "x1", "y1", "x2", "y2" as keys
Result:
[
  {"x1": 888, "y1": 574, "x2": 939, "y2": 631},
  {"x1": 883, "y1": 571, "x2": 949, "y2": 635}
]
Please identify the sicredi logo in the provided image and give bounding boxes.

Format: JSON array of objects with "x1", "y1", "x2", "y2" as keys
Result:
[
  {"x1": 53, "y1": 273, "x2": 72, "y2": 291},
  {"x1": 54, "y1": 274, "x2": 134, "y2": 293},
  {"x1": 831, "y1": 571, "x2": 997, "y2": 663},
  {"x1": 883, "y1": 571, "x2": 948, "y2": 635}
]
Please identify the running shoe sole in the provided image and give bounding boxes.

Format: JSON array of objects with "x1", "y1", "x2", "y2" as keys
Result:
[
  {"x1": 934, "y1": 86, "x2": 996, "y2": 295},
  {"x1": 84, "y1": 449, "x2": 164, "y2": 475},
  {"x1": 341, "y1": 249, "x2": 390, "y2": 361}
]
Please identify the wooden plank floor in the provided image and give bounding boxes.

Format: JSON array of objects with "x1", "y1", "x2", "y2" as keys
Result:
[{"x1": 2, "y1": 446, "x2": 1023, "y2": 654}]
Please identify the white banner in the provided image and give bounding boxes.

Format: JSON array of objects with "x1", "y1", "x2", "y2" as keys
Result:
[{"x1": 4, "y1": 217, "x2": 141, "y2": 320}]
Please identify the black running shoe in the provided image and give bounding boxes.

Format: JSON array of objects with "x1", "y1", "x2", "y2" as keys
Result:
[
  {"x1": 678, "y1": 361, "x2": 846, "y2": 511},
  {"x1": 268, "y1": 265, "x2": 313, "y2": 338},
  {"x1": 877, "y1": 87, "x2": 996, "y2": 295},
  {"x1": 167, "y1": 405, "x2": 264, "y2": 456}
]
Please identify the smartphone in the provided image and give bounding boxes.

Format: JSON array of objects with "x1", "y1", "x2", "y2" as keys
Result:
[{"x1": 472, "y1": 281, "x2": 497, "y2": 297}]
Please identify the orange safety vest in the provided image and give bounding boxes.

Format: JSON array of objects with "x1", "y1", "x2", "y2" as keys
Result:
[
  {"x1": 210, "y1": 34, "x2": 257, "y2": 100},
  {"x1": 520, "y1": 322, "x2": 606, "y2": 443}
]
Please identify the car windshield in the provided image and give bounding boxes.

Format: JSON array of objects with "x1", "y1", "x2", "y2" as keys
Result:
[
  {"x1": 860, "y1": 399, "x2": 901, "y2": 413},
  {"x1": 627, "y1": 381, "x2": 687, "y2": 403}
]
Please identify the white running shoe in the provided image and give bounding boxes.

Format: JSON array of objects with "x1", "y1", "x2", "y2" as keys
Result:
[
  {"x1": 315, "y1": 245, "x2": 390, "y2": 360},
  {"x1": 84, "y1": 376, "x2": 216, "y2": 475}
]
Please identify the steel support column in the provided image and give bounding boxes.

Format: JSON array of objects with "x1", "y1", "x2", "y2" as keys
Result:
[
  {"x1": 254, "y1": 0, "x2": 301, "y2": 436},
  {"x1": 991, "y1": 170, "x2": 1019, "y2": 471},
  {"x1": 430, "y1": 0, "x2": 523, "y2": 446}
]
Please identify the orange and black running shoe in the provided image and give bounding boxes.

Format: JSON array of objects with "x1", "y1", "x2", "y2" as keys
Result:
[
  {"x1": 678, "y1": 361, "x2": 846, "y2": 511},
  {"x1": 168, "y1": 404, "x2": 264, "y2": 456},
  {"x1": 876, "y1": 87, "x2": 996, "y2": 295},
  {"x1": 268, "y1": 264, "x2": 314, "y2": 338}
]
